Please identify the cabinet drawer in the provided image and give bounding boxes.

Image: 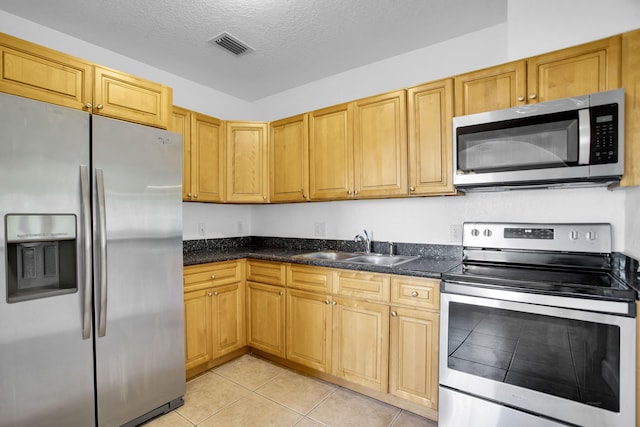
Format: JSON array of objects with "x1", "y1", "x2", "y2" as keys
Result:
[
  {"x1": 184, "y1": 260, "x2": 243, "y2": 290},
  {"x1": 246, "y1": 260, "x2": 286, "y2": 286},
  {"x1": 390, "y1": 276, "x2": 440, "y2": 310},
  {"x1": 333, "y1": 270, "x2": 390, "y2": 302},
  {"x1": 287, "y1": 264, "x2": 333, "y2": 292}
]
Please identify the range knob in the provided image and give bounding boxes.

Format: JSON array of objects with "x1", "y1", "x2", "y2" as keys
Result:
[
  {"x1": 483, "y1": 229, "x2": 492, "y2": 237},
  {"x1": 471, "y1": 228, "x2": 480, "y2": 237},
  {"x1": 586, "y1": 231, "x2": 597, "y2": 241},
  {"x1": 569, "y1": 230, "x2": 580, "y2": 240}
]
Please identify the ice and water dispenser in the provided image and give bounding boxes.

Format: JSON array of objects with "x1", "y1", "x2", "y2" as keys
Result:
[{"x1": 5, "y1": 214, "x2": 77, "y2": 302}]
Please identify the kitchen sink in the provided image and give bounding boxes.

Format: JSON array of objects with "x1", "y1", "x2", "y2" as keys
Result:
[
  {"x1": 293, "y1": 251, "x2": 418, "y2": 267},
  {"x1": 344, "y1": 254, "x2": 417, "y2": 267},
  {"x1": 293, "y1": 251, "x2": 357, "y2": 261}
]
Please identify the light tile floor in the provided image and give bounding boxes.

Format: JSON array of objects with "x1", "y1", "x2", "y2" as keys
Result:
[{"x1": 145, "y1": 354, "x2": 438, "y2": 427}]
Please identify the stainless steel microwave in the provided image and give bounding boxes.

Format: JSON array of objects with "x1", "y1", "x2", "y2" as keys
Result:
[{"x1": 452, "y1": 89, "x2": 624, "y2": 190}]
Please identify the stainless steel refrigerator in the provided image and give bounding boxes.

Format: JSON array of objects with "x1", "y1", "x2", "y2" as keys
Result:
[{"x1": 0, "y1": 92, "x2": 185, "y2": 427}]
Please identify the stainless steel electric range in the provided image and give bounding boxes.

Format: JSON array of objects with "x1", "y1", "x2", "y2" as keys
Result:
[{"x1": 439, "y1": 222, "x2": 636, "y2": 427}]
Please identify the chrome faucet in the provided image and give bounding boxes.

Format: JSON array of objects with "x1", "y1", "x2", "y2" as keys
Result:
[{"x1": 354, "y1": 229, "x2": 372, "y2": 253}]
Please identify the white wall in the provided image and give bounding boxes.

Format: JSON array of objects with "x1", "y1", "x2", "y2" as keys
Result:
[
  {"x1": 625, "y1": 188, "x2": 640, "y2": 259},
  {"x1": 0, "y1": 10, "x2": 254, "y2": 119},
  {"x1": 183, "y1": 203, "x2": 252, "y2": 240}
]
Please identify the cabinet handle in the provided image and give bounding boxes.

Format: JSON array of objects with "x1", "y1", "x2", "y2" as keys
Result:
[
  {"x1": 213, "y1": 291, "x2": 219, "y2": 296},
  {"x1": 324, "y1": 300, "x2": 330, "y2": 304},
  {"x1": 517, "y1": 96, "x2": 525, "y2": 102},
  {"x1": 85, "y1": 102, "x2": 93, "y2": 109},
  {"x1": 391, "y1": 311, "x2": 397, "y2": 317},
  {"x1": 278, "y1": 291, "x2": 284, "y2": 296},
  {"x1": 208, "y1": 292, "x2": 213, "y2": 296},
  {"x1": 263, "y1": 196, "x2": 267, "y2": 201},
  {"x1": 354, "y1": 190, "x2": 359, "y2": 196},
  {"x1": 411, "y1": 291, "x2": 418, "y2": 297},
  {"x1": 211, "y1": 274, "x2": 216, "y2": 279},
  {"x1": 529, "y1": 93, "x2": 537, "y2": 100},
  {"x1": 97, "y1": 104, "x2": 103, "y2": 110},
  {"x1": 187, "y1": 192, "x2": 192, "y2": 198},
  {"x1": 331, "y1": 301, "x2": 337, "y2": 305},
  {"x1": 193, "y1": 194, "x2": 198, "y2": 199},
  {"x1": 410, "y1": 187, "x2": 415, "y2": 192},
  {"x1": 347, "y1": 190, "x2": 352, "y2": 195}
]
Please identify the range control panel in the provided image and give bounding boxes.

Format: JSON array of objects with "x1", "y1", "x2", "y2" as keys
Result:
[{"x1": 463, "y1": 222, "x2": 611, "y2": 253}]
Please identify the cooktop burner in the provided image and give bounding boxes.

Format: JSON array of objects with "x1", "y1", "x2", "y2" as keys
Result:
[{"x1": 442, "y1": 222, "x2": 637, "y2": 302}]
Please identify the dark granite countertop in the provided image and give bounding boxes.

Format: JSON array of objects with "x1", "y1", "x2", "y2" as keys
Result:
[{"x1": 183, "y1": 237, "x2": 462, "y2": 279}]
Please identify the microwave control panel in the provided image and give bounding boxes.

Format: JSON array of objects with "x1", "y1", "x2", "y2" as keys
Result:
[{"x1": 591, "y1": 103, "x2": 618, "y2": 164}]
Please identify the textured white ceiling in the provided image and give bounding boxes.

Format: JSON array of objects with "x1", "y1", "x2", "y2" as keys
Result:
[{"x1": 0, "y1": 0, "x2": 507, "y2": 101}]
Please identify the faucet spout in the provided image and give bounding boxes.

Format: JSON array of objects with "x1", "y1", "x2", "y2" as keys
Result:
[{"x1": 354, "y1": 229, "x2": 372, "y2": 253}]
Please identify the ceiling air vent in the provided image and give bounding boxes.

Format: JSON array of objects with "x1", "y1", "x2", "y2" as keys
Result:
[{"x1": 208, "y1": 32, "x2": 254, "y2": 56}]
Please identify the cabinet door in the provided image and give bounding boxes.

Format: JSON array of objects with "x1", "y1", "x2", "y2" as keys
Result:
[
  {"x1": 353, "y1": 90, "x2": 408, "y2": 198},
  {"x1": 407, "y1": 79, "x2": 456, "y2": 196},
  {"x1": 621, "y1": 29, "x2": 640, "y2": 187},
  {"x1": 389, "y1": 306, "x2": 439, "y2": 409},
  {"x1": 286, "y1": 289, "x2": 332, "y2": 372},
  {"x1": 0, "y1": 32, "x2": 93, "y2": 111},
  {"x1": 454, "y1": 60, "x2": 527, "y2": 116},
  {"x1": 270, "y1": 114, "x2": 309, "y2": 202},
  {"x1": 93, "y1": 65, "x2": 171, "y2": 128},
  {"x1": 226, "y1": 121, "x2": 268, "y2": 203},
  {"x1": 527, "y1": 36, "x2": 621, "y2": 104},
  {"x1": 183, "y1": 288, "x2": 212, "y2": 371},
  {"x1": 192, "y1": 112, "x2": 225, "y2": 202},
  {"x1": 309, "y1": 103, "x2": 354, "y2": 200},
  {"x1": 332, "y1": 297, "x2": 389, "y2": 392},
  {"x1": 211, "y1": 283, "x2": 246, "y2": 359},
  {"x1": 169, "y1": 106, "x2": 192, "y2": 201},
  {"x1": 246, "y1": 281, "x2": 286, "y2": 357}
]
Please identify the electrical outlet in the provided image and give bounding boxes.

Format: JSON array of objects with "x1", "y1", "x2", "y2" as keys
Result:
[
  {"x1": 450, "y1": 224, "x2": 461, "y2": 242},
  {"x1": 198, "y1": 223, "x2": 205, "y2": 236},
  {"x1": 237, "y1": 220, "x2": 243, "y2": 234},
  {"x1": 314, "y1": 222, "x2": 326, "y2": 237}
]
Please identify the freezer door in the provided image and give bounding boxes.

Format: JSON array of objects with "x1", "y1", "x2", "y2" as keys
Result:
[
  {"x1": 91, "y1": 116, "x2": 185, "y2": 426},
  {"x1": 0, "y1": 93, "x2": 95, "y2": 426}
]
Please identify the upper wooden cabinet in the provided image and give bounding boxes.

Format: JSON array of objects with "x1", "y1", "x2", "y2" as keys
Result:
[
  {"x1": 309, "y1": 102, "x2": 354, "y2": 200},
  {"x1": 270, "y1": 114, "x2": 309, "y2": 202},
  {"x1": 454, "y1": 35, "x2": 621, "y2": 116},
  {"x1": 620, "y1": 29, "x2": 640, "y2": 187},
  {"x1": 93, "y1": 65, "x2": 172, "y2": 128},
  {"x1": 407, "y1": 79, "x2": 456, "y2": 196},
  {"x1": 454, "y1": 60, "x2": 526, "y2": 116},
  {"x1": 0, "y1": 32, "x2": 172, "y2": 128},
  {"x1": 226, "y1": 121, "x2": 269, "y2": 203},
  {"x1": 0, "y1": 32, "x2": 93, "y2": 111},
  {"x1": 170, "y1": 107, "x2": 225, "y2": 202},
  {"x1": 353, "y1": 90, "x2": 408, "y2": 198},
  {"x1": 309, "y1": 90, "x2": 408, "y2": 200}
]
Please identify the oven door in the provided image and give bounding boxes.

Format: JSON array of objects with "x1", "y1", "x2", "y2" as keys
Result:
[{"x1": 439, "y1": 282, "x2": 635, "y2": 427}]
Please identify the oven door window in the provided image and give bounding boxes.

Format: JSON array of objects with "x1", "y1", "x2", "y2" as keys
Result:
[
  {"x1": 456, "y1": 111, "x2": 580, "y2": 173},
  {"x1": 447, "y1": 302, "x2": 620, "y2": 412}
]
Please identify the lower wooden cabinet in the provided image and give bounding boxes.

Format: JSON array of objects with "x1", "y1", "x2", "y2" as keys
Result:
[
  {"x1": 183, "y1": 261, "x2": 245, "y2": 377},
  {"x1": 389, "y1": 306, "x2": 439, "y2": 409},
  {"x1": 286, "y1": 288, "x2": 332, "y2": 372},
  {"x1": 246, "y1": 281, "x2": 286, "y2": 357},
  {"x1": 331, "y1": 296, "x2": 390, "y2": 392}
]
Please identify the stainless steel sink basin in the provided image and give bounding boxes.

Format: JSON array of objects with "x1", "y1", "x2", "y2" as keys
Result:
[
  {"x1": 344, "y1": 254, "x2": 417, "y2": 267},
  {"x1": 293, "y1": 251, "x2": 417, "y2": 267},
  {"x1": 293, "y1": 251, "x2": 357, "y2": 261}
]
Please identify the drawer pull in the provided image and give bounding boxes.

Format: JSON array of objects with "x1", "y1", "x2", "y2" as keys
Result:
[
  {"x1": 411, "y1": 291, "x2": 418, "y2": 297},
  {"x1": 214, "y1": 291, "x2": 219, "y2": 296},
  {"x1": 211, "y1": 274, "x2": 216, "y2": 279},
  {"x1": 278, "y1": 291, "x2": 284, "y2": 296},
  {"x1": 391, "y1": 311, "x2": 397, "y2": 317}
]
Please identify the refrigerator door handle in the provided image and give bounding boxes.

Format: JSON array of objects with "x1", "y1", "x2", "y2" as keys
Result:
[
  {"x1": 80, "y1": 165, "x2": 92, "y2": 340},
  {"x1": 96, "y1": 168, "x2": 108, "y2": 337}
]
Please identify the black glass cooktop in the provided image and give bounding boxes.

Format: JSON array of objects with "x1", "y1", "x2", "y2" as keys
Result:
[{"x1": 443, "y1": 262, "x2": 636, "y2": 302}]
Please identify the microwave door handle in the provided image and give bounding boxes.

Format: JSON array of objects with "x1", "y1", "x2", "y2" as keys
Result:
[{"x1": 578, "y1": 109, "x2": 591, "y2": 165}]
